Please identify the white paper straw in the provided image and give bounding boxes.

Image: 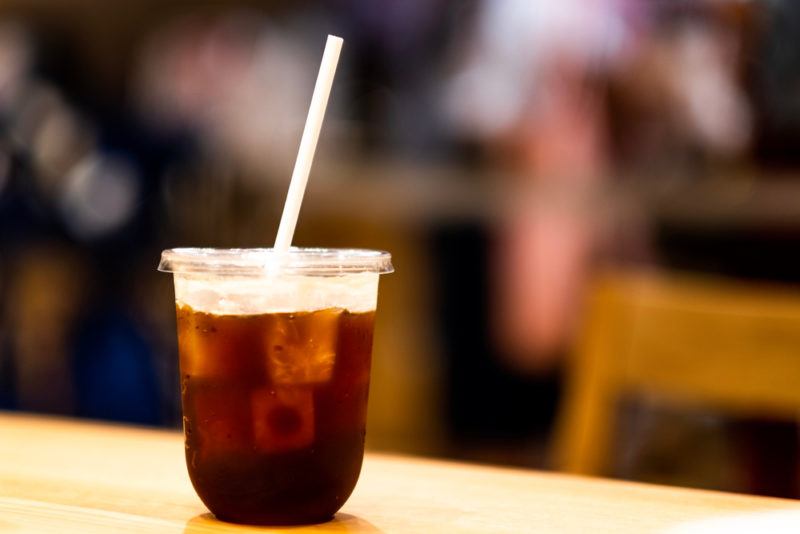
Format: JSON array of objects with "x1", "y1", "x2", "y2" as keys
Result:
[{"x1": 274, "y1": 35, "x2": 343, "y2": 251}]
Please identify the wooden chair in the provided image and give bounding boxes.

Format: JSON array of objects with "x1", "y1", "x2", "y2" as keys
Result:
[{"x1": 553, "y1": 269, "x2": 800, "y2": 476}]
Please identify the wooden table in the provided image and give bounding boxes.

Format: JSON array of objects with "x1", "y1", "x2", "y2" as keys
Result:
[{"x1": 2, "y1": 413, "x2": 800, "y2": 533}]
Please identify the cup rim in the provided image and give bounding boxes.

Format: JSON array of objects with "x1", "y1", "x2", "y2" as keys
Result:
[{"x1": 158, "y1": 247, "x2": 393, "y2": 276}]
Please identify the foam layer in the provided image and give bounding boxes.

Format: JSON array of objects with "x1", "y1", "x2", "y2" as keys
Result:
[{"x1": 173, "y1": 272, "x2": 379, "y2": 315}]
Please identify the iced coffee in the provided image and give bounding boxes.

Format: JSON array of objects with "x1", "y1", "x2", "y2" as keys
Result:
[{"x1": 159, "y1": 248, "x2": 392, "y2": 525}]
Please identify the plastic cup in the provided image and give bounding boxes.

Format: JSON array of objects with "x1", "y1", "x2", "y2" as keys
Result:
[{"x1": 158, "y1": 248, "x2": 393, "y2": 525}]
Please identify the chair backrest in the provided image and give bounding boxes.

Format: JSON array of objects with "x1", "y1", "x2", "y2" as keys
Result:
[{"x1": 553, "y1": 270, "x2": 800, "y2": 475}]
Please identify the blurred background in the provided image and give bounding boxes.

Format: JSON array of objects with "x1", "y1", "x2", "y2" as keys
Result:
[{"x1": 2, "y1": 0, "x2": 800, "y2": 499}]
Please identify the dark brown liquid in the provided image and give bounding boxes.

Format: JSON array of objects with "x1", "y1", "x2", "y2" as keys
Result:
[{"x1": 176, "y1": 304, "x2": 374, "y2": 525}]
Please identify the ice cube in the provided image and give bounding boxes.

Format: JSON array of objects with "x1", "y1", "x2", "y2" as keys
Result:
[
  {"x1": 251, "y1": 386, "x2": 315, "y2": 452},
  {"x1": 177, "y1": 305, "x2": 265, "y2": 382},
  {"x1": 264, "y1": 308, "x2": 342, "y2": 385}
]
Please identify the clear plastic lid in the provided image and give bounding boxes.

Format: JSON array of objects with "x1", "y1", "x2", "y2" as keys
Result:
[{"x1": 158, "y1": 248, "x2": 393, "y2": 276}]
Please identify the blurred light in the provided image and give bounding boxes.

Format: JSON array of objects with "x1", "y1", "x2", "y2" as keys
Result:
[
  {"x1": 444, "y1": 0, "x2": 632, "y2": 139},
  {"x1": 59, "y1": 153, "x2": 140, "y2": 240},
  {"x1": 32, "y1": 104, "x2": 94, "y2": 182},
  {"x1": 12, "y1": 84, "x2": 96, "y2": 201},
  {"x1": 133, "y1": 14, "x2": 317, "y2": 182},
  {"x1": 215, "y1": 27, "x2": 316, "y2": 180},
  {"x1": 673, "y1": 26, "x2": 751, "y2": 154},
  {"x1": 0, "y1": 22, "x2": 31, "y2": 111},
  {"x1": 447, "y1": 65, "x2": 524, "y2": 138}
]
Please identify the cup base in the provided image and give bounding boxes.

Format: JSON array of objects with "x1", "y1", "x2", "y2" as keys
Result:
[{"x1": 213, "y1": 512, "x2": 335, "y2": 526}]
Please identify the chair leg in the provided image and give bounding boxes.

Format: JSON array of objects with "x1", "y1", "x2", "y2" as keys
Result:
[
  {"x1": 553, "y1": 369, "x2": 617, "y2": 475},
  {"x1": 552, "y1": 277, "x2": 623, "y2": 475}
]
